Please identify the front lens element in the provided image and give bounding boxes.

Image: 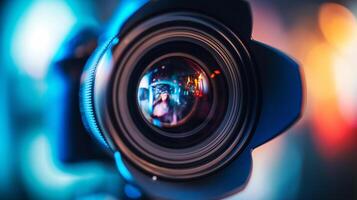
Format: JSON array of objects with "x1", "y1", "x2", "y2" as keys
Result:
[{"x1": 137, "y1": 56, "x2": 213, "y2": 132}]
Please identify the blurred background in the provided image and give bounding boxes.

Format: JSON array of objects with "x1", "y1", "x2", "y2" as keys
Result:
[{"x1": 0, "y1": 0, "x2": 356, "y2": 199}]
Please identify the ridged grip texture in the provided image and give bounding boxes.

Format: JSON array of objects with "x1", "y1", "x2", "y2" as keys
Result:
[{"x1": 79, "y1": 38, "x2": 116, "y2": 149}]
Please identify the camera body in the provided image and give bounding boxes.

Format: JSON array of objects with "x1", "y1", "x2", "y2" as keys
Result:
[{"x1": 53, "y1": 0, "x2": 303, "y2": 199}]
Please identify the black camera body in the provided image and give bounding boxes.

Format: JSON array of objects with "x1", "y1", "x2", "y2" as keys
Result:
[{"x1": 53, "y1": 0, "x2": 303, "y2": 199}]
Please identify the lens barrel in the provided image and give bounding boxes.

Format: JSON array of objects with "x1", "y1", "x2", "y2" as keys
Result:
[{"x1": 85, "y1": 13, "x2": 259, "y2": 179}]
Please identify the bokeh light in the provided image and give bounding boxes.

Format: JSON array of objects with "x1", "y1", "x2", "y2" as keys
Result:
[
  {"x1": 10, "y1": 1, "x2": 76, "y2": 79},
  {"x1": 319, "y1": 3, "x2": 357, "y2": 50},
  {"x1": 300, "y1": 2, "x2": 357, "y2": 158}
]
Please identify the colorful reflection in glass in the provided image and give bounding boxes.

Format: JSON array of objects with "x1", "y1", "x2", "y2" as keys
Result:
[{"x1": 137, "y1": 56, "x2": 211, "y2": 129}]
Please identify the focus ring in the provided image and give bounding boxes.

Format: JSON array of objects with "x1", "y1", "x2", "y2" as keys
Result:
[{"x1": 80, "y1": 38, "x2": 117, "y2": 149}]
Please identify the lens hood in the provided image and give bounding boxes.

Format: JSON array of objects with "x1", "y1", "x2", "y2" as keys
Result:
[{"x1": 80, "y1": 0, "x2": 303, "y2": 199}]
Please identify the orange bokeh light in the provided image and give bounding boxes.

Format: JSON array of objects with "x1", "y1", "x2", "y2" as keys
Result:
[
  {"x1": 319, "y1": 3, "x2": 357, "y2": 49},
  {"x1": 304, "y1": 42, "x2": 352, "y2": 157},
  {"x1": 300, "y1": 3, "x2": 357, "y2": 158}
]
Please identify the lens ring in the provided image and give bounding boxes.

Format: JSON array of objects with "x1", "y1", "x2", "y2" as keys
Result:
[
  {"x1": 119, "y1": 32, "x2": 235, "y2": 157},
  {"x1": 94, "y1": 12, "x2": 259, "y2": 179}
]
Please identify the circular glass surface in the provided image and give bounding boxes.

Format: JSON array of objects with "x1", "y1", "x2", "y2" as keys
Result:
[{"x1": 137, "y1": 56, "x2": 213, "y2": 132}]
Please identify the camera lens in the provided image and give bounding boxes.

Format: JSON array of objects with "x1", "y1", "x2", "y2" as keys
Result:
[
  {"x1": 91, "y1": 12, "x2": 259, "y2": 179},
  {"x1": 137, "y1": 56, "x2": 213, "y2": 133}
]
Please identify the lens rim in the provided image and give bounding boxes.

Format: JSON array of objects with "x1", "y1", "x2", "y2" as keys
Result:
[
  {"x1": 93, "y1": 12, "x2": 260, "y2": 179},
  {"x1": 116, "y1": 31, "x2": 235, "y2": 157}
]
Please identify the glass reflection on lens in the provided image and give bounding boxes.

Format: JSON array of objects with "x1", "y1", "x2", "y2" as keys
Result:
[{"x1": 137, "y1": 56, "x2": 210, "y2": 129}]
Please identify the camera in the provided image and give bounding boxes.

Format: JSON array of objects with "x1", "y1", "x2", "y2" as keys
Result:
[{"x1": 52, "y1": 0, "x2": 303, "y2": 199}]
